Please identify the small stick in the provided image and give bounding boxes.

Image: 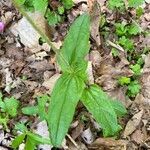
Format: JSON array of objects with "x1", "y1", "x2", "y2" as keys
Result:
[
  {"x1": 107, "y1": 40, "x2": 125, "y2": 52},
  {"x1": 66, "y1": 134, "x2": 79, "y2": 149}
]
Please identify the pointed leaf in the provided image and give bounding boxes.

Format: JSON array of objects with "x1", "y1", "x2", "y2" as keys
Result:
[
  {"x1": 110, "y1": 100, "x2": 127, "y2": 117},
  {"x1": 27, "y1": 132, "x2": 51, "y2": 145},
  {"x1": 57, "y1": 13, "x2": 90, "y2": 72},
  {"x1": 12, "y1": 133, "x2": 26, "y2": 149},
  {"x1": 47, "y1": 72, "x2": 85, "y2": 146},
  {"x1": 22, "y1": 106, "x2": 38, "y2": 115},
  {"x1": 81, "y1": 85, "x2": 122, "y2": 137},
  {"x1": 25, "y1": 136, "x2": 35, "y2": 150},
  {"x1": 4, "y1": 97, "x2": 19, "y2": 117}
]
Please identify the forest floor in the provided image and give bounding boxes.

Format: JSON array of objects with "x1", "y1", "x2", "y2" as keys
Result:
[{"x1": 0, "y1": 0, "x2": 150, "y2": 150}]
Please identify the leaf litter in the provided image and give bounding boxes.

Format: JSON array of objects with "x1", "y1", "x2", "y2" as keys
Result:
[{"x1": 0, "y1": 0, "x2": 150, "y2": 149}]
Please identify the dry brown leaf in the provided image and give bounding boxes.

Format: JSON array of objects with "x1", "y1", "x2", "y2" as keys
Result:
[
  {"x1": 123, "y1": 110, "x2": 144, "y2": 137},
  {"x1": 42, "y1": 73, "x2": 61, "y2": 93},
  {"x1": 90, "y1": 0, "x2": 101, "y2": 46},
  {"x1": 131, "y1": 129, "x2": 144, "y2": 144},
  {"x1": 89, "y1": 138, "x2": 127, "y2": 150}
]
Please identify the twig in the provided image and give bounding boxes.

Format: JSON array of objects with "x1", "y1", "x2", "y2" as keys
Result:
[
  {"x1": 107, "y1": 40, "x2": 125, "y2": 52},
  {"x1": 66, "y1": 134, "x2": 79, "y2": 149}
]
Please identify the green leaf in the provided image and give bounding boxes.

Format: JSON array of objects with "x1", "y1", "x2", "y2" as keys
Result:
[
  {"x1": 81, "y1": 85, "x2": 122, "y2": 137},
  {"x1": 118, "y1": 76, "x2": 131, "y2": 86},
  {"x1": 47, "y1": 72, "x2": 85, "y2": 146},
  {"x1": 127, "y1": 80, "x2": 141, "y2": 97},
  {"x1": 115, "y1": 23, "x2": 127, "y2": 36},
  {"x1": 118, "y1": 36, "x2": 134, "y2": 52},
  {"x1": 25, "y1": 136, "x2": 35, "y2": 150},
  {"x1": 45, "y1": 10, "x2": 61, "y2": 26},
  {"x1": 130, "y1": 64, "x2": 141, "y2": 76},
  {"x1": 108, "y1": 0, "x2": 125, "y2": 10},
  {"x1": 14, "y1": 0, "x2": 26, "y2": 5},
  {"x1": 136, "y1": 7, "x2": 144, "y2": 18},
  {"x1": 128, "y1": 0, "x2": 144, "y2": 8},
  {"x1": 37, "y1": 94, "x2": 49, "y2": 120},
  {"x1": 4, "y1": 97, "x2": 19, "y2": 117},
  {"x1": 110, "y1": 100, "x2": 127, "y2": 117},
  {"x1": 22, "y1": 106, "x2": 38, "y2": 115},
  {"x1": 61, "y1": 0, "x2": 74, "y2": 9},
  {"x1": 27, "y1": 132, "x2": 51, "y2": 145},
  {"x1": 127, "y1": 23, "x2": 142, "y2": 35},
  {"x1": 15, "y1": 122, "x2": 28, "y2": 132},
  {"x1": 33, "y1": 0, "x2": 48, "y2": 14},
  {"x1": 12, "y1": 133, "x2": 26, "y2": 149},
  {"x1": 57, "y1": 13, "x2": 90, "y2": 72}
]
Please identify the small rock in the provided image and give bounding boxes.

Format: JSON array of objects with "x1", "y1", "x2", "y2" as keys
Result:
[
  {"x1": 35, "y1": 121, "x2": 52, "y2": 150},
  {"x1": 10, "y1": 12, "x2": 51, "y2": 53},
  {"x1": 81, "y1": 128, "x2": 94, "y2": 144}
]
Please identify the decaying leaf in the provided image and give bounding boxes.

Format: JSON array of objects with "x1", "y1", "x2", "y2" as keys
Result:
[
  {"x1": 89, "y1": 138, "x2": 127, "y2": 150},
  {"x1": 123, "y1": 110, "x2": 144, "y2": 137},
  {"x1": 90, "y1": 0, "x2": 101, "y2": 46}
]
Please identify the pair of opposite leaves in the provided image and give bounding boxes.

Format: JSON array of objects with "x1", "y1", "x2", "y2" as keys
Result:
[{"x1": 47, "y1": 14, "x2": 127, "y2": 147}]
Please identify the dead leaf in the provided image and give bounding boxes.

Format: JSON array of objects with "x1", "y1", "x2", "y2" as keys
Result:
[
  {"x1": 131, "y1": 129, "x2": 144, "y2": 144},
  {"x1": 89, "y1": 50, "x2": 102, "y2": 67},
  {"x1": 28, "y1": 60, "x2": 54, "y2": 72},
  {"x1": 123, "y1": 110, "x2": 144, "y2": 137},
  {"x1": 89, "y1": 138, "x2": 127, "y2": 150},
  {"x1": 42, "y1": 73, "x2": 61, "y2": 93},
  {"x1": 87, "y1": 61, "x2": 94, "y2": 84},
  {"x1": 71, "y1": 122, "x2": 84, "y2": 140},
  {"x1": 90, "y1": 0, "x2": 101, "y2": 46}
]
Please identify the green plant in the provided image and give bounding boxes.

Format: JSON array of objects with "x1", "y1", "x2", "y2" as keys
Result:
[
  {"x1": 22, "y1": 94, "x2": 50, "y2": 120},
  {"x1": 136, "y1": 7, "x2": 144, "y2": 18},
  {"x1": 47, "y1": 14, "x2": 127, "y2": 146},
  {"x1": 12, "y1": 123, "x2": 51, "y2": 150},
  {"x1": 108, "y1": 0, "x2": 125, "y2": 10},
  {"x1": 17, "y1": 0, "x2": 74, "y2": 25},
  {"x1": 127, "y1": 80, "x2": 141, "y2": 97},
  {"x1": 0, "y1": 93, "x2": 19, "y2": 129},
  {"x1": 111, "y1": 48, "x2": 119, "y2": 57},
  {"x1": 118, "y1": 76, "x2": 131, "y2": 86},
  {"x1": 128, "y1": 0, "x2": 145, "y2": 8},
  {"x1": 108, "y1": 0, "x2": 145, "y2": 10},
  {"x1": 118, "y1": 36, "x2": 134, "y2": 52},
  {"x1": 115, "y1": 23, "x2": 127, "y2": 36},
  {"x1": 130, "y1": 64, "x2": 141, "y2": 76},
  {"x1": 127, "y1": 22, "x2": 142, "y2": 36},
  {"x1": 13, "y1": 0, "x2": 127, "y2": 148}
]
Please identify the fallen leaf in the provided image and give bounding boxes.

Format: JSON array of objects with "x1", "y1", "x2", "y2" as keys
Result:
[
  {"x1": 123, "y1": 110, "x2": 144, "y2": 137},
  {"x1": 90, "y1": 0, "x2": 101, "y2": 46},
  {"x1": 42, "y1": 73, "x2": 61, "y2": 93},
  {"x1": 89, "y1": 138, "x2": 127, "y2": 150},
  {"x1": 131, "y1": 129, "x2": 144, "y2": 144}
]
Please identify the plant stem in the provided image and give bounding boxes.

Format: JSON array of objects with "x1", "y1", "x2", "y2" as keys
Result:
[
  {"x1": 12, "y1": 0, "x2": 71, "y2": 70},
  {"x1": 12, "y1": 0, "x2": 58, "y2": 53}
]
